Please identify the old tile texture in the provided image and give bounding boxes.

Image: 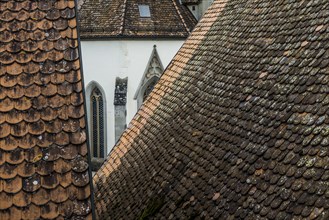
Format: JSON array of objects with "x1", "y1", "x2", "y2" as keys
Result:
[
  {"x1": 78, "y1": 0, "x2": 197, "y2": 38},
  {"x1": 181, "y1": 0, "x2": 200, "y2": 4},
  {"x1": 0, "y1": 0, "x2": 92, "y2": 219},
  {"x1": 93, "y1": 0, "x2": 329, "y2": 219}
]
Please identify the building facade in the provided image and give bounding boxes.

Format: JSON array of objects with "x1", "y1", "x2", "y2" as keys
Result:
[
  {"x1": 78, "y1": 0, "x2": 197, "y2": 168},
  {"x1": 181, "y1": 0, "x2": 214, "y2": 20}
]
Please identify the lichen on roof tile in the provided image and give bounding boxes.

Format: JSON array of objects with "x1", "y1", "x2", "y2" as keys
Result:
[
  {"x1": 93, "y1": 0, "x2": 329, "y2": 219},
  {"x1": 78, "y1": 0, "x2": 197, "y2": 38},
  {"x1": 0, "y1": 0, "x2": 93, "y2": 219}
]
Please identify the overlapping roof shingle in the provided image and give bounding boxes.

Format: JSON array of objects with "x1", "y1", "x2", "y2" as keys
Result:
[
  {"x1": 0, "y1": 0, "x2": 92, "y2": 219},
  {"x1": 78, "y1": 0, "x2": 197, "y2": 39},
  {"x1": 93, "y1": 0, "x2": 329, "y2": 219}
]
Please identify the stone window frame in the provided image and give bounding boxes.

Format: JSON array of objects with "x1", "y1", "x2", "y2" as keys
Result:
[
  {"x1": 141, "y1": 76, "x2": 159, "y2": 102},
  {"x1": 134, "y1": 45, "x2": 164, "y2": 108},
  {"x1": 86, "y1": 81, "x2": 107, "y2": 170}
]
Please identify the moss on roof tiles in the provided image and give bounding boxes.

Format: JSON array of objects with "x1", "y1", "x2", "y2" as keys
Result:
[
  {"x1": 0, "y1": 0, "x2": 93, "y2": 219},
  {"x1": 78, "y1": 0, "x2": 197, "y2": 38},
  {"x1": 93, "y1": 0, "x2": 329, "y2": 219}
]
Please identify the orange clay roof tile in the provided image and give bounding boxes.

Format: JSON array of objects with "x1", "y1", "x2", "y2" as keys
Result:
[
  {"x1": 0, "y1": 0, "x2": 93, "y2": 219},
  {"x1": 93, "y1": 0, "x2": 329, "y2": 219}
]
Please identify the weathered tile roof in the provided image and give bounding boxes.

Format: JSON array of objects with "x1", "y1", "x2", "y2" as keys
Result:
[
  {"x1": 181, "y1": 0, "x2": 200, "y2": 5},
  {"x1": 93, "y1": 0, "x2": 329, "y2": 219},
  {"x1": 0, "y1": 0, "x2": 92, "y2": 219},
  {"x1": 78, "y1": 0, "x2": 197, "y2": 39}
]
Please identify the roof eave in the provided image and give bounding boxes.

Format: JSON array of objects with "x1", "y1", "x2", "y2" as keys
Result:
[{"x1": 79, "y1": 34, "x2": 190, "y2": 40}]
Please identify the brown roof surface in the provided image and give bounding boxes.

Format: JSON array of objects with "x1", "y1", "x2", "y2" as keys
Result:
[
  {"x1": 94, "y1": 0, "x2": 329, "y2": 219},
  {"x1": 181, "y1": 0, "x2": 200, "y2": 5},
  {"x1": 78, "y1": 0, "x2": 197, "y2": 38},
  {"x1": 0, "y1": 0, "x2": 92, "y2": 219}
]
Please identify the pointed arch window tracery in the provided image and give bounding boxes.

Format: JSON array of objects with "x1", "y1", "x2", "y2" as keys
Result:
[
  {"x1": 143, "y1": 78, "x2": 157, "y2": 102},
  {"x1": 134, "y1": 45, "x2": 164, "y2": 108},
  {"x1": 91, "y1": 87, "x2": 105, "y2": 158}
]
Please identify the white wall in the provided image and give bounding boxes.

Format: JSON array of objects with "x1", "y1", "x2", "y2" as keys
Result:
[
  {"x1": 187, "y1": 5, "x2": 199, "y2": 19},
  {"x1": 187, "y1": 0, "x2": 214, "y2": 20},
  {"x1": 81, "y1": 39, "x2": 184, "y2": 153}
]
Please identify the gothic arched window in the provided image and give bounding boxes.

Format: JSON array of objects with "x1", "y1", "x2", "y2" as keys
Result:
[
  {"x1": 143, "y1": 78, "x2": 157, "y2": 102},
  {"x1": 91, "y1": 87, "x2": 105, "y2": 158},
  {"x1": 134, "y1": 45, "x2": 164, "y2": 108}
]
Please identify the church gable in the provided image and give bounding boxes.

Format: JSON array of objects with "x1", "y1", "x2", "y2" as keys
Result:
[{"x1": 134, "y1": 45, "x2": 164, "y2": 107}]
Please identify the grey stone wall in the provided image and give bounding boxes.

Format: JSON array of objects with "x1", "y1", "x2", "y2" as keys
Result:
[{"x1": 114, "y1": 77, "x2": 128, "y2": 142}]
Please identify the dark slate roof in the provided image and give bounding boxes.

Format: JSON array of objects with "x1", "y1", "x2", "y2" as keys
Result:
[
  {"x1": 93, "y1": 0, "x2": 329, "y2": 219},
  {"x1": 0, "y1": 0, "x2": 93, "y2": 219},
  {"x1": 78, "y1": 0, "x2": 197, "y2": 39}
]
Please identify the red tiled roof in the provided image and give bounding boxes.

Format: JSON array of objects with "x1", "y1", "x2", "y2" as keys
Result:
[
  {"x1": 0, "y1": 0, "x2": 93, "y2": 219},
  {"x1": 78, "y1": 0, "x2": 197, "y2": 38},
  {"x1": 93, "y1": 0, "x2": 329, "y2": 219}
]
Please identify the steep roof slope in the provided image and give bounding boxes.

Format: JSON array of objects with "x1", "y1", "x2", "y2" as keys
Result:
[
  {"x1": 93, "y1": 0, "x2": 329, "y2": 219},
  {"x1": 78, "y1": 0, "x2": 197, "y2": 38},
  {"x1": 0, "y1": 0, "x2": 93, "y2": 219}
]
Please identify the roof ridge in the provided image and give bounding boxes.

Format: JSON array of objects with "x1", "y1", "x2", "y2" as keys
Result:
[
  {"x1": 171, "y1": 0, "x2": 191, "y2": 33},
  {"x1": 120, "y1": 0, "x2": 128, "y2": 35}
]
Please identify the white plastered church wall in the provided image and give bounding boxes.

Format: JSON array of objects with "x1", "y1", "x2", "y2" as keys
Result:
[{"x1": 81, "y1": 39, "x2": 184, "y2": 152}]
